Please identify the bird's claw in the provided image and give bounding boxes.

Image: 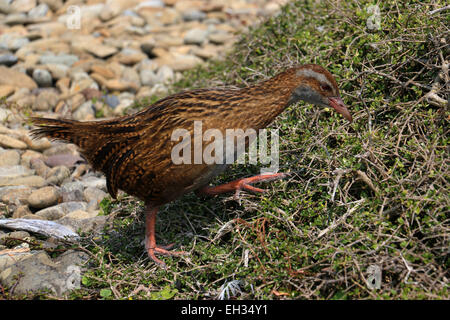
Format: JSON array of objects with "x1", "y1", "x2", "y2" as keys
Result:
[{"x1": 147, "y1": 245, "x2": 187, "y2": 268}]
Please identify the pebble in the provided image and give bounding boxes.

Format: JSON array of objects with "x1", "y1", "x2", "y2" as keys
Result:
[
  {"x1": 0, "y1": 85, "x2": 15, "y2": 98},
  {"x1": 34, "y1": 201, "x2": 87, "y2": 220},
  {"x1": 102, "y1": 94, "x2": 120, "y2": 109},
  {"x1": 83, "y1": 187, "x2": 107, "y2": 207},
  {"x1": 60, "y1": 181, "x2": 84, "y2": 202},
  {"x1": 30, "y1": 158, "x2": 50, "y2": 177},
  {"x1": 140, "y1": 68, "x2": 158, "y2": 86},
  {"x1": 182, "y1": 9, "x2": 206, "y2": 21},
  {"x1": 1, "y1": 187, "x2": 32, "y2": 205},
  {"x1": 73, "y1": 101, "x2": 95, "y2": 120},
  {"x1": 0, "y1": 150, "x2": 20, "y2": 166},
  {"x1": 40, "y1": 53, "x2": 79, "y2": 66},
  {"x1": 21, "y1": 150, "x2": 44, "y2": 167},
  {"x1": 65, "y1": 209, "x2": 94, "y2": 220},
  {"x1": 13, "y1": 205, "x2": 33, "y2": 218},
  {"x1": 156, "y1": 65, "x2": 174, "y2": 83},
  {"x1": 45, "y1": 165, "x2": 71, "y2": 185},
  {"x1": 28, "y1": 186, "x2": 60, "y2": 209},
  {"x1": 184, "y1": 28, "x2": 209, "y2": 45},
  {"x1": 45, "y1": 154, "x2": 84, "y2": 168},
  {"x1": 32, "y1": 69, "x2": 53, "y2": 87},
  {"x1": 0, "y1": 54, "x2": 18, "y2": 67},
  {"x1": 0, "y1": 66, "x2": 37, "y2": 89},
  {"x1": 0, "y1": 175, "x2": 46, "y2": 187},
  {"x1": 28, "y1": 3, "x2": 49, "y2": 18},
  {"x1": 81, "y1": 176, "x2": 107, "y2": 191},
  {"x1": 0, "y1": 165, "x2": 33, "y2": 180},
  {"x1": 0, "y1": 134, "x2": 28, "y2": 149},
  {"x1": 0, "y1": 250, "x2": 89, "y2": 296},
  {"x1": 86, "y1": 44, "x2": 118, "y2": 59},
  {"x1": 33, "y1": 89, "x2": 59, "y2": 111},
  {"x1": 209, "y1": 32, "x2": 234, "y2": 44}
]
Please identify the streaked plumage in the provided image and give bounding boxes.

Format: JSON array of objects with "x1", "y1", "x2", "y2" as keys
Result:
[{"x1": 31, "y1": 64, "x2": 351, "y2": 267}]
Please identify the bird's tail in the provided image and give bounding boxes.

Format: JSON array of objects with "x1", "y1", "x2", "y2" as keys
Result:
[{"x1": 30, "y1": 117, "x2": 87, "y2": 148}]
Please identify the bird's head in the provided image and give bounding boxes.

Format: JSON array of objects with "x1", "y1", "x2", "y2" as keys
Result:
[{"x1": 287, "y1": 64, "x2": 352, "y2": 122}]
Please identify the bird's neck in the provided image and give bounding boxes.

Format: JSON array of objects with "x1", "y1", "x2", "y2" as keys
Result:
[{"x1": 236, "y1": 71, "x2": 297, "y2": 130}]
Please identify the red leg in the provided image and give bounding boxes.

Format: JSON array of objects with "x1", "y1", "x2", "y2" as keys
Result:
[
  {"x1": 145, "y1": 205, "x2": 186, "y2": 268},
  {"x1": 196, "y1": 172, "x2": 287, "y2": 199}
]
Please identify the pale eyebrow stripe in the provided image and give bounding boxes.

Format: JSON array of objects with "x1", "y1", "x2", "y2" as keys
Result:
[{"x1": 296, "y1": 69, "x2": 333, "y2": 88}]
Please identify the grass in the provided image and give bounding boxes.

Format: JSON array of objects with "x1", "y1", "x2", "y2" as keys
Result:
[{"x1": 2, "y1": 0, "x2": 448, "y2": 299}]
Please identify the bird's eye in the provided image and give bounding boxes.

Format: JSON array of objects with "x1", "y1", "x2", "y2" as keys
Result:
[{"x1": 321, "y1": 84, "x2": 332, "y2": 91}]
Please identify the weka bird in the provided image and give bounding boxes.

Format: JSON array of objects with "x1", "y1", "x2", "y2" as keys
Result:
[{"x1": 31, "y1": 64, "x2": 352, "y2": 268}]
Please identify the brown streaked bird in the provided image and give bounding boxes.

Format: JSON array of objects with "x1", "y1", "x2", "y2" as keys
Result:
[{"x1": 31, "y1": 64, "x2": 352, "y2": 268}]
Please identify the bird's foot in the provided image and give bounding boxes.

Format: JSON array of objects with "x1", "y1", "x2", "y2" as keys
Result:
[
  {"x1": 147, "y1": 244, "x2": 187, "y2": 269},
  {"x1": 197, "y1": 172, "x2": 288, "y2": 200}
]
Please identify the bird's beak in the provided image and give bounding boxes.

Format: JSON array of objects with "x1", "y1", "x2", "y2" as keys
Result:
[{"x1": 328, "y1": 97, "x2": 352, "y2": 123}]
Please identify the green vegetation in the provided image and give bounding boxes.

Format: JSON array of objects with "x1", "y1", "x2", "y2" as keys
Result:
[{"x1": 5, "y1": 0, "x2": 448, "y2": 299}]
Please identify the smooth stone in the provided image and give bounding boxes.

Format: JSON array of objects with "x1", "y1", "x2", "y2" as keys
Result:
[
  {"x1": 0, "y1": 250, "x2": 89, "y2": 297},
  {"x1": 39, "y1": 0, "x2": 62, "y2": 11},
  {"x1": 27, "y1": 186, "x2": 60, "y2": 209},
  {"x1": 45, "y1": 165, "x2": 70, "y2": 185},
  {"x1": 208, "y1": 32, "x2": 234, "y2": 44},
  {"x1": 81, "y1": 88, "x2": 102, "y2": 101},
  {"x1": 39, "y1": 53, "x2": 79, "y2": 67},
  {"x1": 44, "y1": 64, "x2": 69, "y2": 80},
  {"x1": 0, "y1": 54, "x2": 18, "y2": 67},
  {"x1": 0, "y1": 33, "x2": 30, "y2": 51},
  {"x1": 1, "y1": 187, "x2": 32, "y2": 205},
  {"x1": 115, "y1": 49, "x2": 146, "y2": 65},
  {"x1": 121, "y1": 67, "x2": 140, "y2": 88},
  {"x1": 30, "y1": 158, "x2": 50, "y2": 177},
  {"x1": 0, "y1": 150, "x2": 20, "y2": 166},
  {"x1": 64, "y1": 210, "x2": 95, "y2": 220},
  {"x1": 0, "y1": 165, "x2": 34, "y2": 179},
  {"x1": 156, "y1": 65, "x2": 174, "y2": 83},
  {"x1": 8, "y1": 230, "x2": 31, "y2": 240},
  {"x1": 0, "y1": 186, "x2": 30, "y2": 199},
  {"x1": 0, "y1": 66, "x2": 37, "y2": 90},
  {"x1": 28, "y1": 3, "x2": 48, "y2": 18},
  {"x1": 102, "y1": 95, "x2": 120, "y2": 109},
  {"x1": 86, "y1": 44, "x2": 118, "y2": 59},
  {"x1": 45, "y1": 154, "x2": 84, "y2": 168},
  {"x1": 0, "y1": 175, "x2": 46, "y2": 187},
  {"x1": 73, "y1": 101, "x2": 95, "y2": 121},
  {"x1": 0, "y1": 134, "x2": 27, "y2": 149},
  {"x1": 11, "y1": 0, "x2": 36, "y2": 13},
  {"x1": 81, "y1": 176, "x2": 107, "y2": 191},
  {"x1": 182, "y1": 9, "x2": 206, "y2": 21},
  {"x1": 140, "y1": 68, "x2": 158, "y2": 86},
  {"x1": 191, "y1": 45, "x2": 218, "y2": 59},
  {"x1": 0, "y1": 85, "x2": 15, "y2": 98},
  {"x1": 22, "y1": 136, "x2": 52, "y2": 151},
  {"x1": 20, "y1": 150, "x2": 44, "y2": 167},
  {"x1": 32, "y1": 69, "x2": 53, "y2": 87},
  {"x1": 83, "y1": 187, "x2": 107, "y2": 207},
  {"x1": 104, "y1": 79, "x2": 139, "y2": 92},
  {"x1": 163, "y1": 53, "x2": 203, "y2": 72},
  {"x1": 90, "y1": 65, "x2": 115, "y2": 79},
  {"x1": 13, "y1": 205, "x2": 32, "y2": 219},
  {"x1": 184, "y1": 28, "x2": 209, "y2": 45},
  {"x1": 33, "y1": 89, "x2": 59, "y2": 111},
  {"x1": 43, "y1": 144, "x2": 78, "y2": 157},
  {"x1": 34, "y1": 201, "x2": 87, "y2": 220},
  {"x1": 60, "y1": 181, "x2": 84, "y2": 202},
  {"x1": 57, "y1": 215, "x2": 107, "y2": 235},
  {"x1": 136, "y1": 0, "x2": 164, "y2": 9}
]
